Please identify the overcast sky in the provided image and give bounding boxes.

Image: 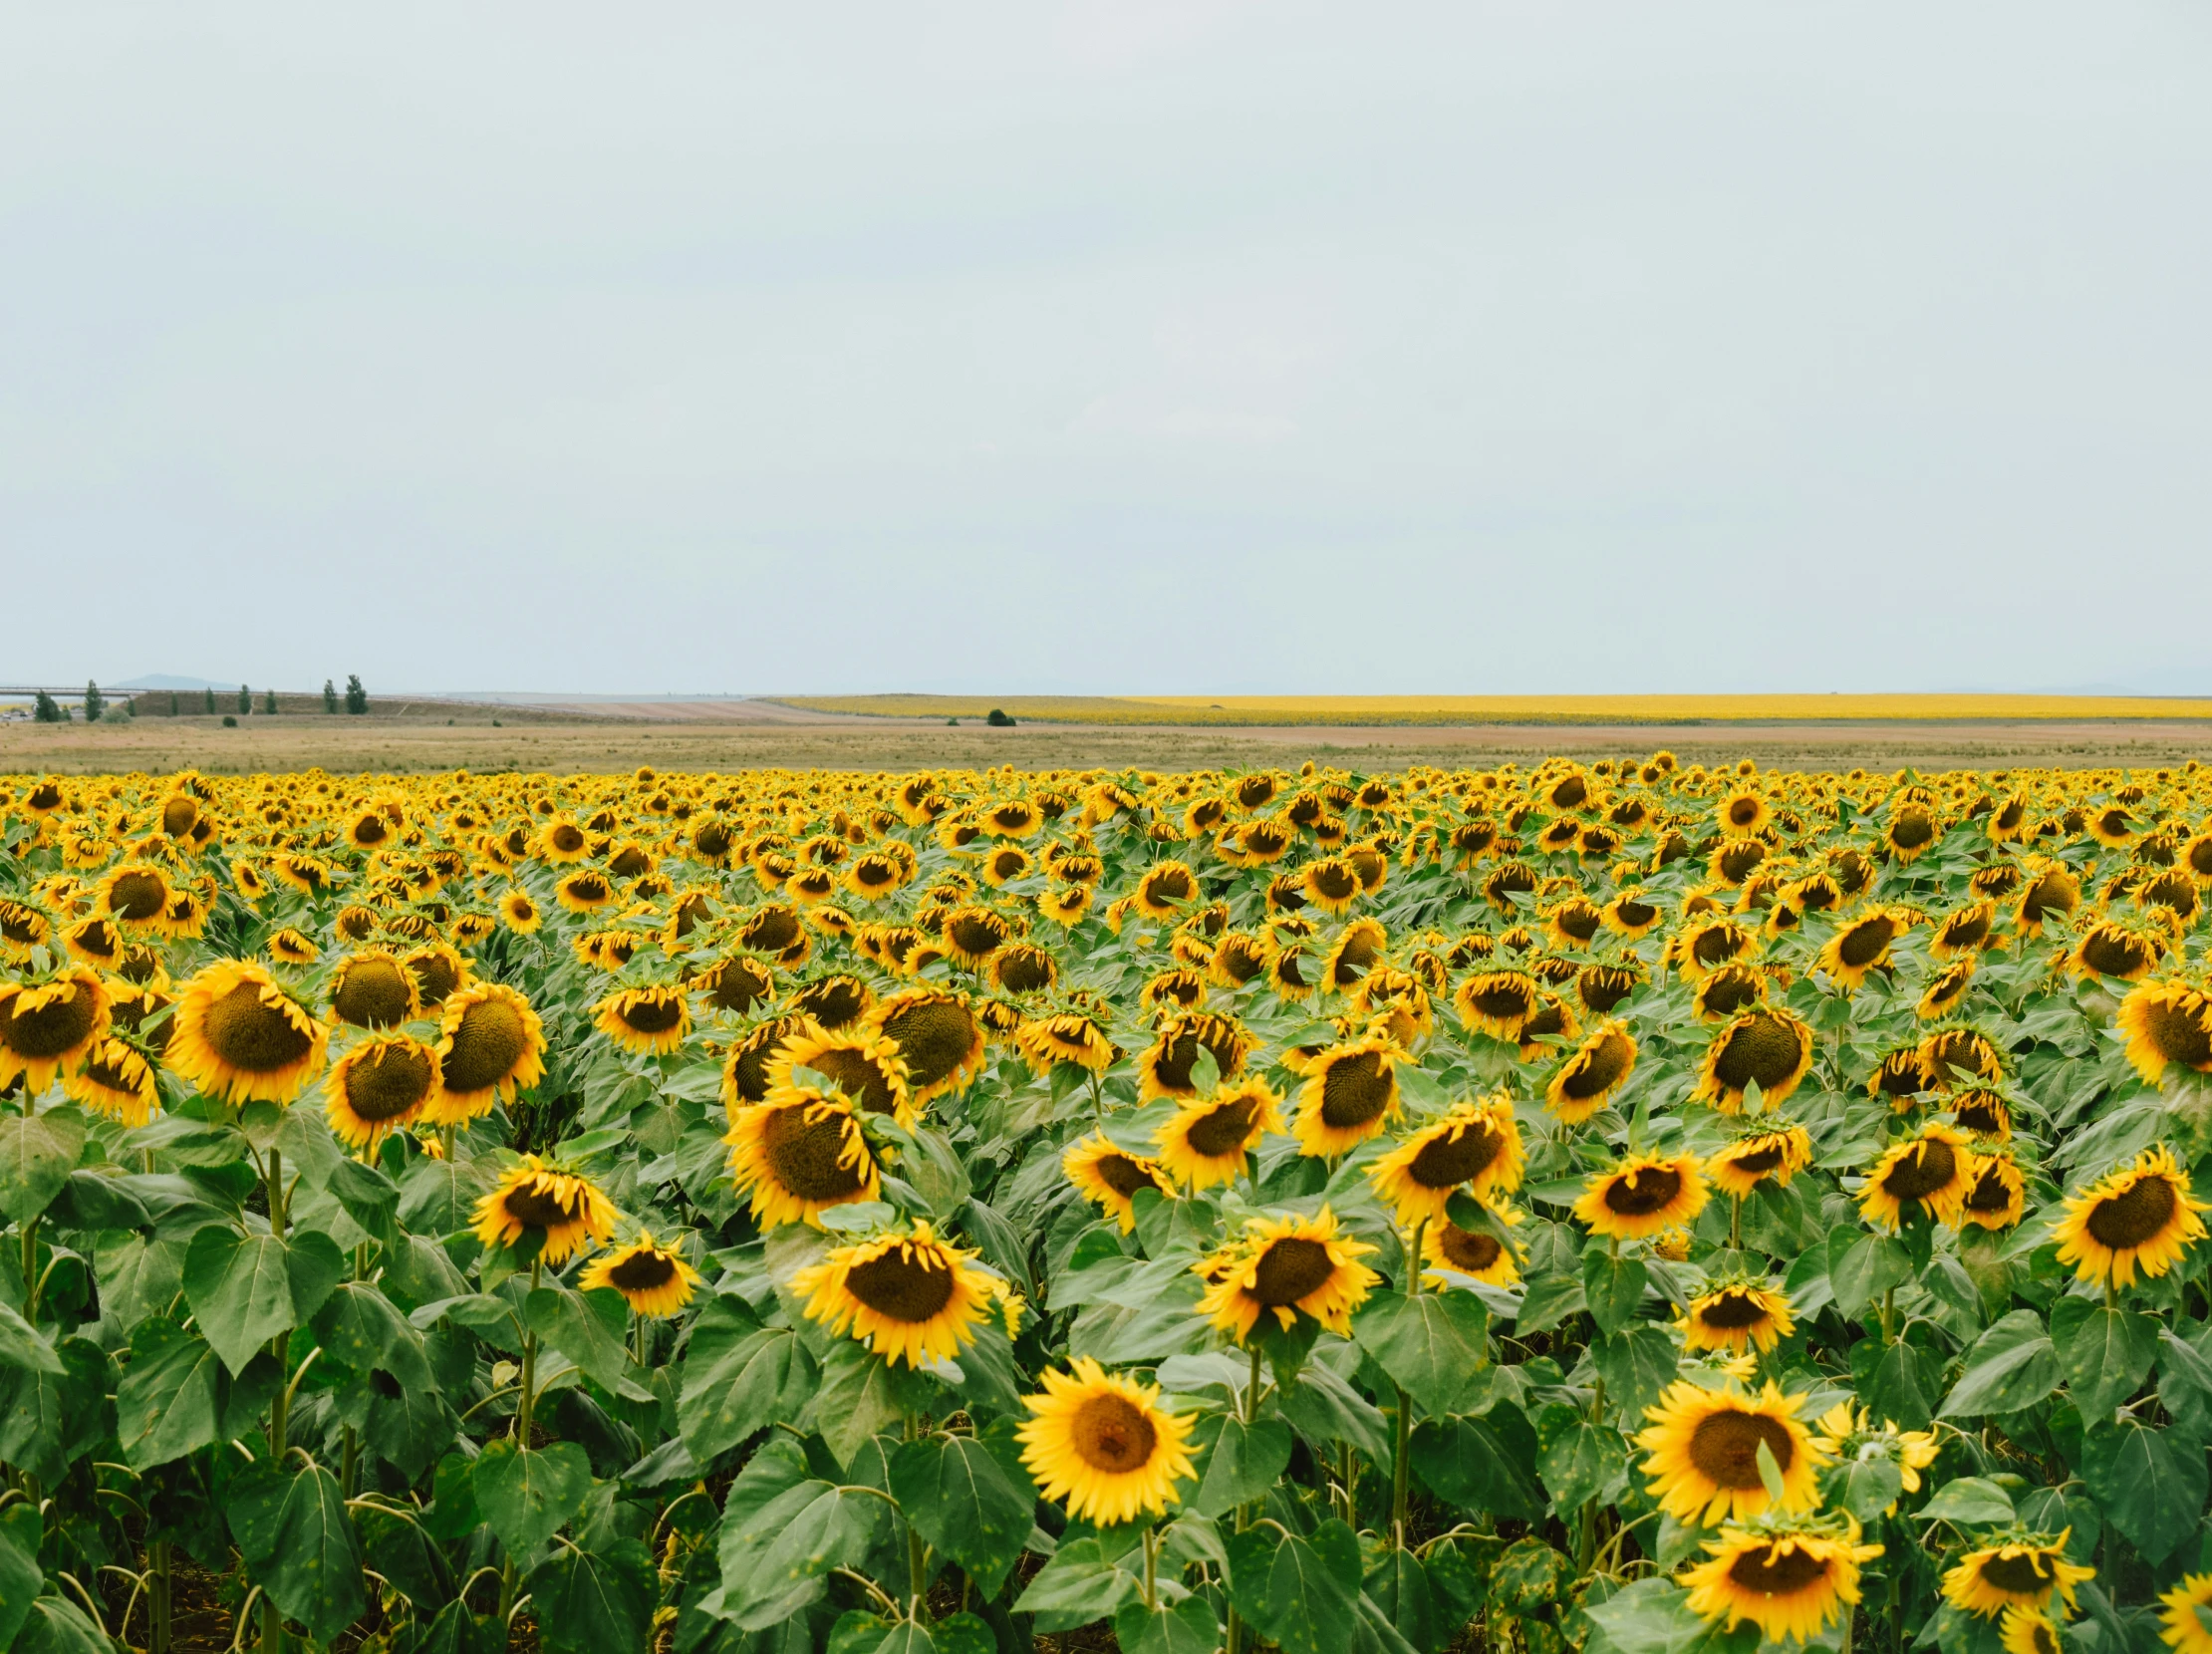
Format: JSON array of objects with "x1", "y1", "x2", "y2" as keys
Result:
[{"x1": 5, "y1": 3, "x2": 2210, "y2": 696}]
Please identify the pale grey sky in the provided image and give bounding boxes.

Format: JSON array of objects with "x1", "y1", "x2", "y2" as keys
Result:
[{"x1": 5, "y1": 3, "x2": 2210, "y2": 695}]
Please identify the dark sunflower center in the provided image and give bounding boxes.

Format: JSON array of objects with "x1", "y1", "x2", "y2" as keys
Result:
[
  {"x1": 334, "y1": 959, "x2": 414, "y2": 1029},
  {"x1": 408, "y1": 952, "x2": 461, "y2": 1007},
  {"x1": 1250, "y1": 1238, "x2": 1336, "y2": 1306},
  {"x1": 1715, "y1": 1014, "x2": 1802, "y2": 1092},
  {"x1": 202, "y1": 981, "x2": 314, "y2": 1073},
  {"x1": 1890, "y1": 810, "x2": 1935, "y2": 849},
  {"x1": 1687, "y1": 1409, "x2": 1796, "y2": 1489},
  {"x1": 1838, "y1": 917, "x2": 1898, "y2": 967},
  {"x1": 1697, "y1": 1290, "x2": 1772, "y2": 1330},
  {"x1": 1726, "y1": 1543, "x2": 1829, "y2": 1596},
  {"x1": 1964, "y1": 1166, "x2": 2016, "y2": 1213},
  {"x1": 1561, "y1": 1032, "x2": 1634, "y2": 1101},
  {"x1": 1147, "y1": 868, "x2": 1194, "y2": 903},
  {"x1": 1976, "y1": 1552, "x2": 2057, "y2": 1595},
  {"x1": 811, "y1": 1046, "x2": 897, "y2": 1114},
  {"x1": 609, "y1": 1249, "x2": 679, "y2": 1291},
  {"x1": 1185, "y1": 1095, "x2": 1262, "y2": 1158},
  {"x1": 995, "y1": 949, "x2": 1053, "y2": 993},
  {"x1": 1693, "y1": 927, "x2": 1749, "y2": 968},
  {"x1": 619, "y1": 994, "x2": 686, "y2": 1034},
  {"x1": 1603, "y1": 1165, "x2": 1683, "y2": 1216},
  {"x1": 83, "y1": 1050, "x2": 143, "y2": 1094},
  {"x1": 948, "y1": 915, "x2": 1007, "y2": 956},
  {"x1": 1319, "y1": 1051, "x2": 1393, "y2": 1129},
  {"x1": 743, "y1": 909, "x2": 802, "y2": 953},
  {"x1": 2085, "y1": 1173, "x2": 2179, "y2": 1249},
  {"x1": 1554, "y1": 905, "x2": 1601, "y2": 942},
  {"x1": 845, "y1": 1248, "x2": 956, "y2": 1324},
  {"x1": 1701, "y1": 971, "x2": 1764, "y2": 1017},
  {"x1": 1956, "y1": 1096, "x2": 2007, "y2": 1135},
  {"x1": 109, "y1": 872, "x2": 168, "y2": 921},
  {"x1": 761, "y1": 1103, "x2": 868, "y2": 1200},
  {"x1": 502, "y1": 1182, "x2": 584, "y2": 1230},
  {"x1": 442, "y1": 997, "x2": 529, "y2": 1093},
  {"x1": 2081, "y1": 930, "x2": 2149, "y2": 976},
  {"x1": 1436, "y1": 1224, "x2": 1503, "y2": 1272},
  {"x1": 882, "y1": 1000, "x2": 976, "y2": 1088},
  {"x1": 2141, "y1": 997, "x2": 2212, "y2": 1067},
  {"x1": 1925, "y1": 1034, "x2": 1993, "y2": 1084},
  {"x1": 1408, "y1": 1123, "x2": 1505, "y2": 1190},
  {"x1": 1718, "y1": 842, "x2": 1767, "y2": 881},
  {"x1": 345, "y1": 1043, "x2": 435, "y2": 1122},
  {"x1": 1728, "y1": 1143, "x2": 1787, "y2": 1175},
  {"x1": 1309, "y1": 864, "x2": 1359, "y2": 901},
  {"x1": 1880, "y1": 1141, "x2": 1959, "y2": 1202},
  {"x1": 549, "y1": 824, "x2": 585, "y2": 853},
  {"x1": 2023, "y1": 876, "x2": 2076, "y2": 922},
  {"x1": 792, "y1": 977, "x2": 865, "y2": 1027},
  {"x1": 1469, "y1": 980, "x2": 1534, "y2": 1021},
  {"x1": 1093, "y1": 1153, "x2": 1158, "y2": 1199},
  {"x1": 0, "y1": 982, "x2": 100, "y2": 1058},
  {"x1": 1944, "y1": 913, "x2": 1990, "y2": 950}
]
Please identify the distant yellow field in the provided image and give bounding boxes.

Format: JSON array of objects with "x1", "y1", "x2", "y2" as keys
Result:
[{"x1": 773, "y1": 692, "x2": 2212, "y2": 726}]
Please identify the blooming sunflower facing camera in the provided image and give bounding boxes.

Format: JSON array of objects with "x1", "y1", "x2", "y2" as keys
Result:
[
  {"x1": 725, "y1": 1086, "x2": 881, "y2": 1228},
  {"x1": 472, "y1": 1156, "x2": 619, "y2": 1264},
  {"x1": 1681, "y1": 1516, "x2": 1882, "y2": 1643},
  {"x1": 0, "y1": 965, "x2": 112, "y2": 1093},
  {"x1": 1941, "y1": 1534, "x2": 2094, "y2": 1619},
  {"x1": 2115, "y1": 977, "x2": 2212, "y2": 1088},
  {"x1": 593, "y1": 982, "x2": 691, "y2": 1057},
  {"x1": 1636, "y1": 1380, "x2": 1828, "y2": 1525},
  {"x1": 1708, "y1": 1122, "x2": 1813, "y2": 1200},
  {"x1": 1195, "y1": 1209, "x2": 1380, "y2": 1342},
  {"x1": 1816, "y1": 907, "x2": 1911, "y2": 990},
  {"x1": 166, "y1": 960, "x2": 325, "y2": 1105},
  {"x1": 1544, "y1": 1018, "x2": 1638, "y2": 1124},
  {"x1": 429, "y1": 981, "x2": 547, "y2": 1122},
  {"x1": 1694, "y1": 1007, "x2": 1813, "y2": 1113},
  {"x1": 1859, "y1": 1123, "x2": 1977, "y2": 1232},
  {"x1": 867, "y1": 985, "x2": 985, "y2": 1105},
  {"x1": 1016, "y1": 1357, "x2": 1197, "y2": 1527},
  {"x1": 1680, "y1": 1280, "x2": 1796, "y2": 1355},
  {"x1": 1366, "y1": 1093, "x2": 1523, "y2": 1223},
  {"x1": 1153, "y1": 1076, "x2": 1283, "y2": 1189},
  {"x1": 1421, "y1": 1207, "x2": 1521, "y2": 1288},
  {"x1": 765, "y1": 1018, "x2": 914, "y2": 1127},
  {"x1": 1063, "y1": 1134, "x2": 1174, "y2": 1233},
  {"x1": 789, "y1": 1221, "x2": 993, "y2": 1368},
  {"x1": 324, "y1": 1030, "x2": 441, "y2": 1149},
  {"x1": 1291, "y1": 1033, "x2": 1402, "y2": 1157},
  {"x1": 578, "y1": 1233, "x2": 701, "y2": 1318},
  {"x1": 2052, "y1": 1144, "x2": 2209, "y2": 1288},
  {"x1": 1574, "y1": 1152, "x2": 1709, "y2": 1241}
]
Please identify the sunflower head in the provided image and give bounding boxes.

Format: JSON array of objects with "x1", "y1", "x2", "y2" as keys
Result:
[
  {"x1": 471, "y1": 1155, "x2": 619, "y2": 1264},
  {"x1": 1858, "y1": 1123, "x2": 1977, "y2": 1233},
  {"x1": 429, "y1": 981, "x2": 547, "y2": 1121},
  {"x1": 1682, "y1": 1516, "x2": 1882, "y2": 1643},
  {"x1": 1291, "y1": 1034, "x2": 1402, "y2": 1158},
  {"x1": 325, "y1": 1031, "x2": 441, "y2": 1148},
  {"x1": 1153, "y1": 1077, "x2": 1284, "y2": 1190},
  {"x1": 1695, "y1": 1007, "x2": 1814, "y2": 1113},
  {"x1": 1367, "y1": 1093, "x2": 1524, "y2": 1223},
  {"x1": 1680, "y1": 1280, "x2": 1796, "y2": 1354},
  {"x1": 577, "y1": 1234, "x2": 702, "y2": 1318},
  {"x1": 725, "y1": 1086, "x2": 881, "y2": 1228},
  {"x1": 866, "y1": 987, "x2": 985, "y2": 1105},
  {"x1": 1421, "y1": 1206, "x2": 1523, "y2": 1288},
  {"x1": 2053, "y1": 1144, "x2": 2210, "y2": 1288},
  {"x1": 167, "y1": 960, "x2": 326, "y2": 1106},
  {"x1": 62, "y1": 1035, "x2": 161, "y2": 1127},
  {"x1": 1063, "y1": 1135, "x2": 1175, "y2": 1233},
  {"x1": 1194, "y1": 1208, "x2": 1380, "y2": 1342},
  {"x1": 1708, "y1": 1122, "x2": 1814, "y2": 1199},
  {"x1": 1573, "y1": 1152, "x2": 1709, "y2": 1240},
  {"x1": 1544, "y1": 1018, "x2": 1638, "y2": 1124},
  {"x1": 1942, "y1": 1534, "x2": 2095, "y2": 1619},
  {"x1": 1137, "y1": 1011, "x2": 1254, "y2": 1104},
  {"x1": 0, "y1": 965, "x2": 113, "y2": 1094},
  {"x1": 2116, "y1": 977, "x2": 2212, "y2": 1087},
  {"x1": 1635, "y1": 1379, "x2": 1828, "y2": 1524},
  {"x1": 788, "y1": 1220, "x2": 994, "y2": 1368}
]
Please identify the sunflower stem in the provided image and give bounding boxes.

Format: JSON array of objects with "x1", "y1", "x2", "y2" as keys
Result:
[
  {"x1": 1391, "y1": 1381, "x2": 1411, "y2": 1548},
  {"x1": 262, "y1": 1149, "x2": 287, "y2": 1654},
  {"x1": 516, "y1": 1257, "x2": 542, "y2": 1447},
  {"x1": 1730, "y1": 1196, "x2": 1742, "y2": 1249},
  {"x1": 1142, "y1": 1522, "x2": 1159, "y2": 1611},
  {"x1": 20, "y1": 1216, "x2": 39, "y2": 1324},
  {"x1": 903, "y1": 1413, "x2": 928, "y2": 1619},
  {"x1": 1338, "y1": 1440, "x2": 1357, "y2": 1526}
]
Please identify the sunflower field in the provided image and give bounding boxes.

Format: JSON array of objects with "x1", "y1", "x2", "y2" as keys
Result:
[{"x1": 5, "y1": 757, "x2": 2212, "y2": 1654}]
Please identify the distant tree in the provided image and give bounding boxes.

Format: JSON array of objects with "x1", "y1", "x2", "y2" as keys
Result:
[
  {"x1": 202, "y1": 688, "x2": 217, "y2": 714},
  {"x1": 121, "y1": 696, "x2": 136, "y2": 719},
  {"x1": 264, "y1": 689, "x2": 279, "y2": 714},
  {"x1": 323, "y1": 680, "x2": 339, "y2": 714},
  {"x1": 34, "y1": 689, "x2": 63, "y2": 723},
  {"x1": 237, "y1": 685, "x2": 251, "y2": 715},
  {"x1": 221, "y1": 714, "x2": 237, "y2": 727},
  {"x1": 986, "y1": 707, "x2": 1015, "y2": 726},
  {"x1": 84, "y1": 681, "x2": 105, "y2": 723},
  {"x1": 168, "y1": 692, "x2": 179, "y2": 716},
  {"x1": 345, "y1": 675, "x2": 368, "y2": 715}
]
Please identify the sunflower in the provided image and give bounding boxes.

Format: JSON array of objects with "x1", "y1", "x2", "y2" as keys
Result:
[
  {"x1": 497, "y1": 888, "x2": 543, "y2": 934},
  {"x1": 1136, "y1": 1011, "x2": 1254, "y2": 1103},
  {"x1": 1421, "y1": 1208, "x2": 1522, "y2": 1287},
  {"x1": 2159, "y1": 1573, "x2": 2212, "y2": 1654},
  {"x1": 1036, "y1": 885, "x2": 1093, "y2": 928},
  {"x1": 578, "y1": 1234, "x2": 702, "y2": 1318},
  {"x1": 1367, "y1": 1094, "x2": 1524, "y2": 1222},
  {"x1": 1918, "y1": 956, "x2": 1977, "y2": 1020},
  {"x1": 592, "y1": 982, "x2": 691, "y2": 1057},
  {"x1": 1858, "y1": 1124, "x2": 1976, "y2": 1232},
  {"x1": 1455, "y1": 969, "x2": 1542, "y2": 1041},
  {"x1": 62, "y1": 1035, "x2": 161, "y2": 1127},
  {"x1": 553, "y1": 869, "x2": 616, "y2": 915},
  {"x1": 866, "y1": 987, "x2": 985, "y2": 1106},
  {"x1": 1636, "y1": 1380, "x2": 1828, "y2": 1524},
  {"x1": 166, "y1": 960, "x2": 326, "y2": 1105},
  {"x1": 1017, "y1": 1357, "x2": 1198, "y2": 1527},
  {"x1": 1682, "y1": 1518, "x2": 1882, "y2": 1644},
  {"x1": 0, "y1": 966, "x2": 113, "y2": 1093},
  {"x1": 95, "y1": 864, "x2": 174, "y2": 932},
  {"x1": 1300, "y1": 857, "x2": 1363, "y2": 917},
  {"x1": 1959, "y1": 1151, "x2": 2027, "y2": 1231},
  {"x1": 1942, "y1": 1536, "x2": 2095, "y2": 1619},
  {"x1": 1951, "y1": 1086, "x2": 2012, "y2": 1141},
  {"x1": 725, "y1": 1087, "x2": 881, "y2": 1227},
  {"x1": 1708, "y1": 1123, "x2": 1814, "y2": 1199},
  {"x1": 1134, "y1": 860, "x2": 1199, "y2": 919},
  {"x1": 1575, "y1": 1152, "x2": 1709, "y2": 1240},
  {"x1": 1545, "y1": 1019, "x2": 1638, "y2": 1124},
  {"x1": 429, "y1": 981, "x2": 548, "y2": 1120},
  {"x1": 537, "y1": 816, "x2": 591, "y2": 863},
  {"x1": 1013, "y1": 1009, "x2": 1115, "y2": 1076},
  {"x1": 1693, "y1": 963, "x2": 1769, "y2": 1023},
  {"x1": 1153, "y1": 1077, "x2": 1284, "y2": 1189},
  {"x1": 1694, "y1": 1008, "x2": 1814, "y2": 1113},
  {"x1": 1919, "y1": 1024, "x2": 2004, "y2": 1091},
  {"x1": 765, "y1": 1018, "x2": 915, "y2": 1127},
  {"x1": 2068, "y1": 919, "x2": 2165, "y2": 983},
  {"x1": 403, "y1": 943, "x2": 467, "y2": 1009},
  {"x1": 1817, "y1": 909, "x2": 1909, "y2": 990},
  {"x1": 789, "y1": 1221, "x2": 993, "y2": 1368},
  {"x1": 1601, "y1": 893, "x2": 1665, "y2": 941},
  {"x1": 1681, "y1": 1281, "x2": 1796, "y2": 1355},
  {"x1": 265, "y1": 928, "x2": 320, "y2": 966},
  {"x1": 324, "y1": 1031, "x2": 442, "y2": 1149},
  {"x1": 1064, "y1": 1135, "x2": 1175, "y2": 1233},
  {"x1": 2052, "y1": 1145, "x2": 2210, "y2": 1288},
  {"x1": 988, "y1": 943, "x2": 1058, "y2": 996},
  {"x1": 1194, "y1": 1209, "x2": 1380, "y2": 1341},
  {"x1": 2116, "y1": 977, "x2": 2212, "y2": 1087},
  {"x1": 328, "y1": 951, "x2": 420, "y2": 1031},
  {"x1": 1678, "y1": 918, "x2": 1758, "y2": 983},
  {"x1": 471, "y1": 1155, "x2": 619, "y2": 1263},
  {"x1": 2015, "y1": 866, "x2": 2080, "y2": 936},
  {"x1": 1291, "y1": 1034, "x2": 1402, "y2": 1157},
  {"x1": 940, "y1": 905, "x2": 1014, "y2": 967}
]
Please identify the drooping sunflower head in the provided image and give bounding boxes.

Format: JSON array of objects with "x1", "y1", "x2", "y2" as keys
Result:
[
  {"x1": 2116, "y1": 977, "x2": 2212, "y2": 1087},
  {"x1": 1858, "y1": 1123, "x2": 1977, "y2": 1233},
  {"x1": 1695, "y1": 1007, "x2": 1813, "y2": 1113},
  {"x1": 988, "y1": 942, "x2": 1058, "y2": 997},
  {"x1": 1136, "y1": 1010, "x2": 1254, "y2": 1103},
  {"x1": 2053, "y1": 1144, "x2": 2210, "y2": 1288},
  {"x1": 265, "y1": 928, "x2": 321, "y2": 966},
  {"x1": 767, "y1": 1018, "x2": 916, "y2": 1127},
  {"x1": 1942, "y1": 1535, "x2": 2096, "y2": 1619},
  {"x1": 0, "y1": 965, "x2": 113, "y2": 1094},
  {"x1": 789, "y1": 1220, "x2": 994, "y2": 1368},
  {"x1": 867, "y1": 986, "x2": 985, "y2": 1105},
  {"x1": 553, "y1": 868, "x2": 616, "y2": 915},
  {"x1": 324, "y1": 1031, "x2": 442, "y2": 1149},
  {"x1": 1016, "y1": 1357, "x2": 1198, "y2": 1527},
  {"x1": 1291, "y1": 1033, "x2": 1402, "y2": 1158},
  {"x1": 1063, "y1": 1135, "x2": 1175, "y2": 1233},
  {"x1": 402, "y1": 942, "x2": 468, "y2": 1010},
  {"x1": 62, "y1": 1034, "x2": 161, "y2": 1127},
  {"x1": 1634, "y1": 1379, "x2": 1828, "y2": 1525},
  {"x1": 471, "y1": 1155, "x2": 619, "y2": 1264},
  {"x1": 1194, "y1": 1208, "x2": 1380, "y2": 1342},
  {"x1": 166, "y1": 960, "x2": 326, "y2": 1105},
  {"x1": 1708, "y1": 1121, "x2": 1814, "y2": 1199},
  {"x1": 1959, "y1": 1149, "x2": 2028, "y2": 1231},
  {"x1": 577, "y1": 1233, "x2": 702, "y2": 1318},
  {"x1": 1691, "y1": 962, "x2": 1768, "y2": 1024},
  {"x1": 1367, "y1": 1092, "x2": 1525, "y2": 1222},
  {"x1": 1680, "y1": 1280, "x2": 1796, "y2": 1354},
  {"x1": 593, "y1": 982, "x2": 692, "y2": 1056},
  {"x1": 1454, "y1": 969, "x2": 1541, "y2": 1042},
  {"x1": 724, "y1": 1086, "x2": 881, "y2": 1227},
  {"x1": 2069, "y1": 919, "x2": 2165, "y2": 983},
  {"x1": 1950, "y1": 1086, "x2": 2013, "y2": 1141},
  {"x1": 1682, "y1": 1517, "x2": 1882, "y2": 1644},
  {"x1": 1919, "y1": 1024, "x2": 2005, "y2": 1092},
  {"x1": 429, "y1": 981, "x2": 547, "y2": 1120},
  {"x1": 1817, "y1": 908, "x2": 1909, "y2": 990},
  {"x1": 328, "y1": 950, "x2": 421, "y2": 1031},
  {"x1": 1544, "y1": 1019, "x2": 1638, "y2": 1125},
  {"x1": 1918, "y1": 956, "x2": 1978, "y2": 1020},
  {"x1": 1574, "y1": 1152, "x2": 1709, "y2": 1240}
]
